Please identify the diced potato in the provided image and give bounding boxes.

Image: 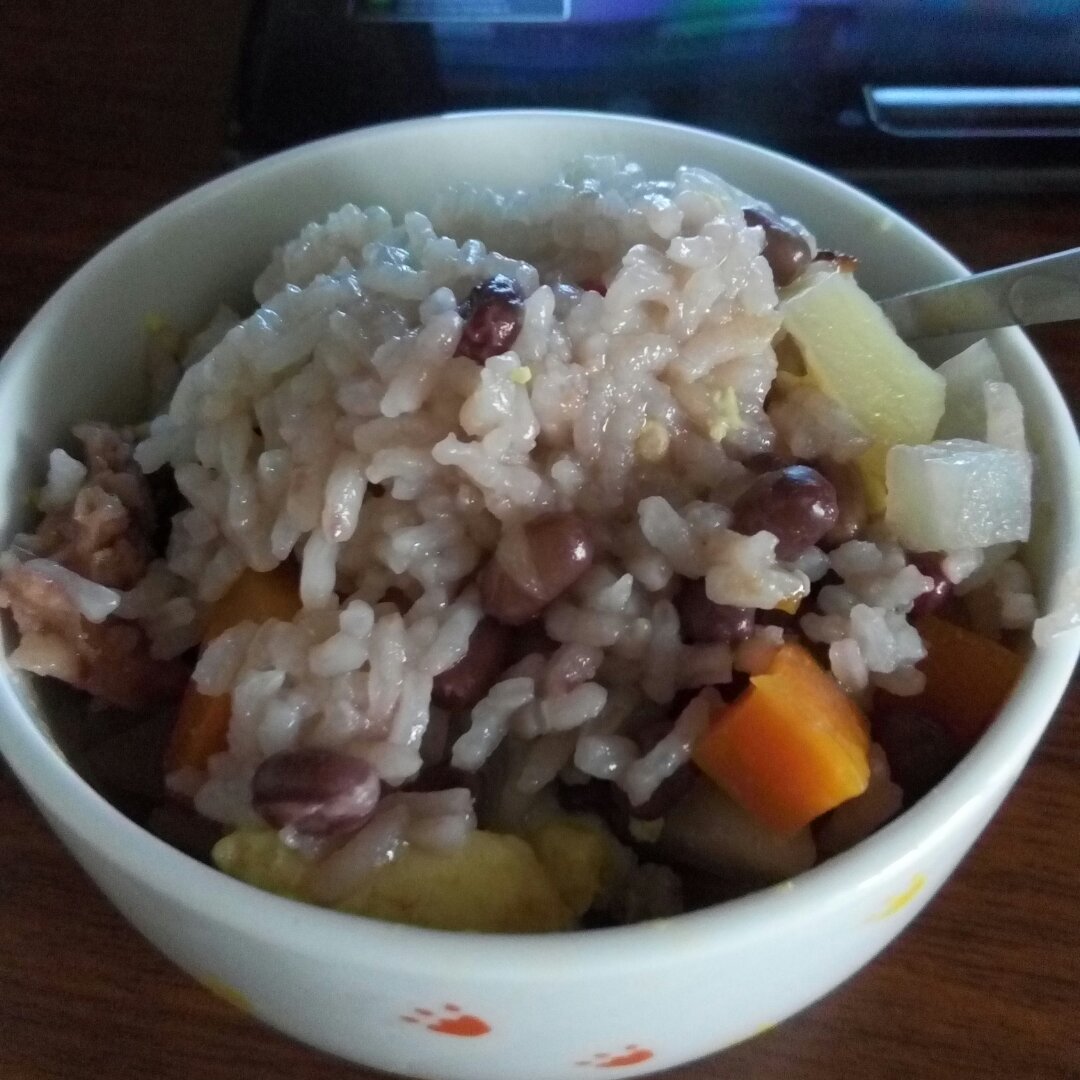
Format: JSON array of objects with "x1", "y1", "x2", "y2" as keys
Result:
[
  {"x1": 348, "y1": 831, "x2": 574, "y2": 932},
  {"x1": 936, "y1": 339, "x2": 1004, "y2": 440},
  {"x1": 213, "y1": 828, "x2": 312, "y2": 899},
  {"x1": 781, "y1": 270, "x2": 945, "y2": 447},
  {"x1": 660, "y1": 779, "x2": 816, "y2": 885},
  {"x1": 885, "y1": 438, "x2": 1032, "y2": 551},
  {"x1": 527, "y1": 816, "x2": 619, "y2": 918},
  {"x1": 213, "y1": 827, "x2": 578, "y2": 933}
]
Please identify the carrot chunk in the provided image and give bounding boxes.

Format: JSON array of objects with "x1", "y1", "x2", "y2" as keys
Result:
[
  {"x1": 203, "y1": 563, "x2": 302, "y2": 642},
  {"x1": 912, "y1": 614, "x2": 1025, "y2": 746},
  {"x1": 692, "y1": 643, "x2": 870, "y2": 833},
  {"x1": 166, "y1": 685, "x2": 232, "y2": 772},
  {"x1": 167, "y1": 565, "x2": 302, "y2": 772}
]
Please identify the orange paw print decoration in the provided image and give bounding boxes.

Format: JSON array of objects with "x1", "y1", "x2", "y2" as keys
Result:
[
  {"x1": 401, "y1": 1004, "x2": 656, "y2": 1069},
  {"x1": 576, "y1": 1046, "x2": 655, "y2": 1069},
  {"x1": 401, "y1": 1003, "x2": 492, "y2": 1037}
]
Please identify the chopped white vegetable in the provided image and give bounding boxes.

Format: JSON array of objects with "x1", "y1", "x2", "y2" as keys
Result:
[
  {"x1": 936, "y1": 339, "x2": 1004, "y2": 440},
  {"x1": 885, "y1": 438, "x2": 1032, "y2": 551},
  {"x1": 954, "y1": 542, "x2": 1019, "y2": 596},
  {"x1": 781, "y1": 270, "x2": 945, "y2": 447},
  {"x1": 984, "y1": 381, "x2": 1027, "y2": 452},
  {"x1": 1033, "y1": 567, "x2": 1080, "y2": 646}
]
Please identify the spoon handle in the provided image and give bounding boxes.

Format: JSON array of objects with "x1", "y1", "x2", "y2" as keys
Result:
[{"x1": 878, "y1": 246, "x2": 1080, "y2": 339}]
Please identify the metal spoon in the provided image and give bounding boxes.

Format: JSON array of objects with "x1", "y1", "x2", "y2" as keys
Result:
[{"x1": 878, "y1": 247, "x2": 1080, "y2": 340}]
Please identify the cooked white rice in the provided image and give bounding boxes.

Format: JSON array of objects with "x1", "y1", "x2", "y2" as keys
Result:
[
  {"x1": 132, "y1": 161, "x2": 791, "y2": 840},
  {"x1": 9, "y1": 156, "x2": 1041, "y2": 906}
]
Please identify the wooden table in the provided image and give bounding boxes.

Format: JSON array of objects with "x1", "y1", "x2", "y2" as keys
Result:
[{"x1": 1, "y1": 4, "x2": 1077, "y2": 1078}]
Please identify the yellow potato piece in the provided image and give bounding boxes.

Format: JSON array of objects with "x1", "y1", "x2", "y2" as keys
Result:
[
  {"x1": 213, "y1": 828, "x2": 311, "y2": 899},
  {"x1": 343, "y1": 831, "x2": 575, "y2": 932},
  {"x1": 214, "y1": 827, "x2": 580, "y2": 933},
  {"x1": 527, "y1": 817, "x2": 618, "y2": 919}
]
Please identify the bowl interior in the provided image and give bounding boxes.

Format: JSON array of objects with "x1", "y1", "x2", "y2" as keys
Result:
[{"x1": 1, "y1": 111, "x2": 1078, "y2": 958}]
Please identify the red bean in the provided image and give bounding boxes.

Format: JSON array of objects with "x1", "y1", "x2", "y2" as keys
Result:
[
  {"x1": 909, "y1": 552, "x2": 953, "y2": 618},
  {"x1": 432, "y1": 617, "x2": 510, "y2": 711},
  {"x1": 479, "y1": 513, "x2": 595, "y2": 626},
  {"x1": 252, "y1": 748, "x2": 381, "y2": 839},
  {"x1": 743, "y1": 207, "x2": 812, "y2": 287},
  {"x1": 478, "y1": 568, "x2": 544, "y2": 627},
  {"x1": 457, "y1": 274, "x2": 526, "y2": 363},
  {"x1": 871, "y1": 706, "x2": 961, "y2": 804},
  {"x1": 731, "y1": 464, "x2": 839, "y2": 561},
  {"x1": 818, "y1": 461, "x2": 867, "y2": 548},
  {"x1": 813, "y1": 249, "x2": 859, "y2": 273},
  {"x1": 674, "y1": 578, "x2": 755, "y2": 645},
  {"x1": 743, "y1": 451, "x2": 797, "y2": 474},
  {"x1": 506, "y1": 619, "x2": 559, "y2": 664}
]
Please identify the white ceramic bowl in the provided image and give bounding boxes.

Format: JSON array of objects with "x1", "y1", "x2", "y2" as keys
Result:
[{"x1": 1, "y1": 112, "x2": 1078, "y2": 1080}]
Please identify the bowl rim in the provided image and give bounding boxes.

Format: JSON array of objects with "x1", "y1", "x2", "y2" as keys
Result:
[{"x1": 1, "y1": 108, "x2": 1078, "y2": 974}]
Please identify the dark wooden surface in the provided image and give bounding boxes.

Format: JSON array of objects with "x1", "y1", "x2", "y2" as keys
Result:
[{"x1": 1, "y1": 4, "x2": 1077, "y2": 1078}]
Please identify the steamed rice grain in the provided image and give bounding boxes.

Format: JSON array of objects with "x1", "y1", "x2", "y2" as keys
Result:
[{"x1": 0, "y1": 154, "x2": 1046, "y2": 934}]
